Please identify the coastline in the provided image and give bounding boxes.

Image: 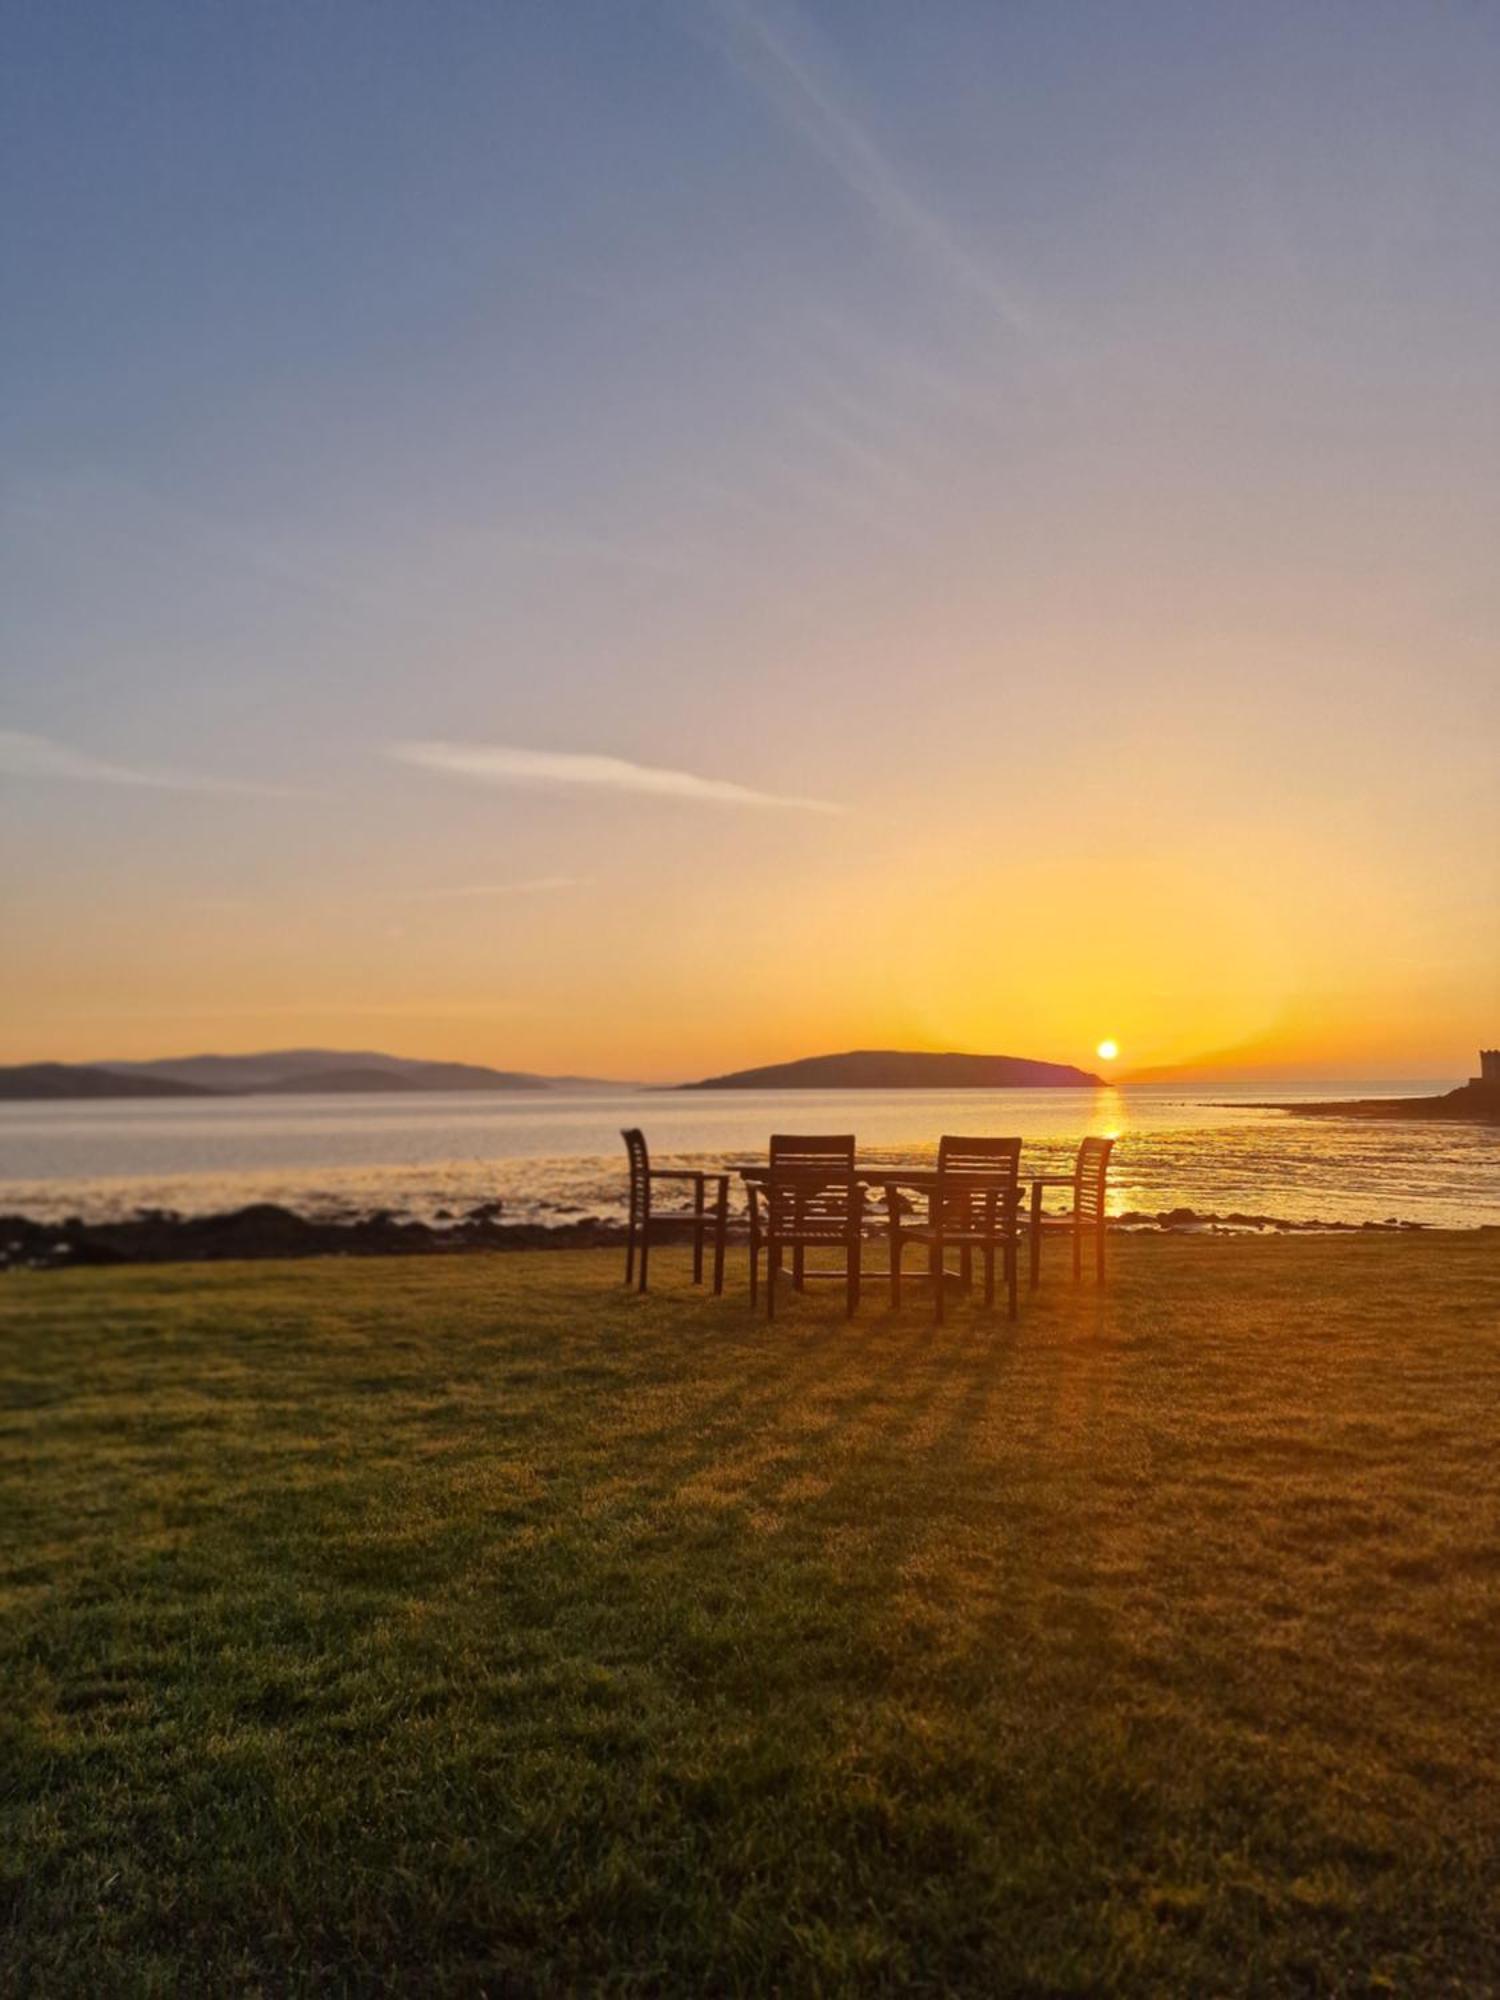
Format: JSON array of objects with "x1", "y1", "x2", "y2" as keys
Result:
[
  {"x1": 1255, "y1": 1079, "x2": 1500, "y2": 1124},
  {"x1": 1, "y1": 1199, "x2": 1459, "y2": 1273}
]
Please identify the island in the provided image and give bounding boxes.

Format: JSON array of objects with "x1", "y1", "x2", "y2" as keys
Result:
[{"x1": 682, "y1": 1049, "x2": 1104, "y2": 1090}]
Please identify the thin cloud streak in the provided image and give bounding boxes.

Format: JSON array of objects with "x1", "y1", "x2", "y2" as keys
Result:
[
  {"x1": 0, "y1": 730, "x2": 290, "y2": 797},
  {"x1": 700, "y1": 0, "x2": 1036, "y2": 341},
  {"x1": 55, "y1": 1001, "x2": 534, "y2": 1021},
  {"x1": 423, "y1": 877, "x2": 584, "y2": 899},
  {"x1": 390, "y1": 741, "x2": 844, "y2": 815}
]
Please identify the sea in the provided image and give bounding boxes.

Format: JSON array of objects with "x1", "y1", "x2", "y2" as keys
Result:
[{"x1": 0, "y1": 1081, "x2": 1495, "y2": 1232}]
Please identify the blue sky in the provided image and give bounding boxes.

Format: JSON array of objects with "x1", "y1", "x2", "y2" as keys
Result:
[{"x1": 3, "y1": 2, "x2": 1497, "y2": 1075}]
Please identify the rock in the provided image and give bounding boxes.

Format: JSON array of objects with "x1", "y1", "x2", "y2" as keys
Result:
[{"x1": 200, "y1": 1203, "x2": 312, "y2": 1232}]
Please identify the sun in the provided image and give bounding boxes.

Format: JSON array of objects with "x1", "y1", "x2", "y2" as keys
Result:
[{"x1": 1095, "y1": 1039, "x2": 1119, "y2": 1063}]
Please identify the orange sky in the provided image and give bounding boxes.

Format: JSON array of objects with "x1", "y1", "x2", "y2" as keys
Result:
[{"x1": 4, "y1": 734, "x2": 1492, "y2": 1080}]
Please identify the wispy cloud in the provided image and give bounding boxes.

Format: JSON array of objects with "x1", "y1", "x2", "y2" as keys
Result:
[
  {"x1": 55, "y1": 999, "x2": 535, "y2": 1021},
  {"x1": 0, "y1": 730, "x2": 288, "y2": 797},
  {"x1": 698, "y1": 0, "x2": 1036, "y2": 341},
  {"x1": 390, "y1": 741, "x2": 844, "y2": 815},
  {"x1": 422, "y1": 876, "x2": 584, "y2": 899}
]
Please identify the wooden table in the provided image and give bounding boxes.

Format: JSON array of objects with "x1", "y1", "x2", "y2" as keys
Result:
[
  {"x1": 733, "y1": 1161, "x2": 1042, "y2": 1308},
  {"x1": 732, "y1": 1162, "x2": 1073, "y2": 1293},
  {"x1": 732, "y1": 1162, "x2": 1044, "y2": 1205}
]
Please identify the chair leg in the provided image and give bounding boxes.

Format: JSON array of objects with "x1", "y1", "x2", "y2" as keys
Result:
[
  {"x1": 889, "y1": 1229, "x2": 902, "y2": 1309},
  {"x1": 1008, "y1": 1240, "x2": 1018, "y2": 1321},
  {"x1": 766, "y1": 1243, "x2": 779, "y2": 1321},
  {"x1": 933, "y1": 1234, "x2": 945, "y2": 1324},
  {"x1": 1072, "y1": 1214, "x2": 1082, "y2": 1281},
  {"x1": 749, "y1": 1230, "x2": 759, "y2": 1307},
  {"x1": 793, "y1": 1245, "x2": 805, "y2": 1293},
  {"x1": 983, "y1": 1245, "x2": 995, "y2": 1308},
  {"x1": 1029, "y1": 1185, "x2": 1043, "y2": 1288},
  {"x1": 847, "y1": 1235, "x2": 861, "y2": 1317},
  {"x1": 691, "y1": 1181, "x2": 705, "y2": 1285},
  {"x1": 1096, "y1": 1217, "x2": 1106, "y2": 1285},
  {"x1": 960, "y1": 1245, "x2": 973, "y2": 1291},
  {"x1": 625, "y1": 1216, "x2": 636, "y2": 1287},
  {"x1": 712, "y1": 1191, "x2": 727, "y2": 1296},
  {"x1": 638, "y1": 1224, "x2": 650, "y2": 1294}
]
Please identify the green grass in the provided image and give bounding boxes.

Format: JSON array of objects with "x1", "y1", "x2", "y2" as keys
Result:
[{"x1": 3, "y1": 1236, "x2": 1499, "y2": 1996}]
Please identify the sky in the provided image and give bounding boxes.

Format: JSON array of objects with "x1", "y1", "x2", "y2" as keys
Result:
[{"x1": 2, "y1": 0, "x2": 1497, "y2": 1082}]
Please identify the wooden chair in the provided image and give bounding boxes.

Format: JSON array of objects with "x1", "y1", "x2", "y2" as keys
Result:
[
  {"x1": 1026, "y1": 1136, "x2": 1115, "y2": 1287},
  {"x1": 887, "y1": 1136, "x2": 1022, "y2": 1321},
  {"x1": 622, "y1": 1129, "x2": 728, "y2": 1295},
  {"x1": 748, "y1": 1134, "x2": 862, "y2": 1320}
]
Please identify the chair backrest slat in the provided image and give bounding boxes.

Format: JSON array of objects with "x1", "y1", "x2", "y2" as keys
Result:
[
  {"x1": 1073, "y1": 1136, "x2": 1114, "y2": 1219},
  {"x1": 766, "y1": 1134, "x2": 858, "y2": 1236},
  {"x1": 769, "y1": 1133, "x2": 855, "y2": 1172},
  {"x1": 935, "y1": 1135, "x2": 1020, "y2": 1225},
  {"x1": 621, "y1": 1128, "x2": 650, "y2": 1220},
  {"x1": 936, "y1": 1135, "x2": 1021, "y2": 1178}
]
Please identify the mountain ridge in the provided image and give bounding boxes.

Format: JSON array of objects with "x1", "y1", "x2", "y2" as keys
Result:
[
  {"x1": 0, "y1": 1063, "x2": 215, "y2": 1101},
  {"x1": 95, "y1": 1049, "x2": 552, "y2": 1092},
  {"x1": 0, "y1": 1050, "x2": 624, "y2": 1101}
]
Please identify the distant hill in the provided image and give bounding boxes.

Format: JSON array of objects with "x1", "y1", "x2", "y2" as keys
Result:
[
  {"x1": 249, "y1": 1066, "x2": 447, "y2": 1094},
  {"x1": 0, "y1": 1049, "x2": 624, "y2": 1102},
  {"x1": 98, "y1": 1050, "x2": 554, "y2": 1093},
  {"x1": 249, "y1": 1063, "x2": 552, "y2": 1095},
  {"x1": 0, "y1": 1063, "x2": 213, "y2": 1101},
  {"x1": 682, "y1": 1049, "x2": 1104, "y2": 1090}
]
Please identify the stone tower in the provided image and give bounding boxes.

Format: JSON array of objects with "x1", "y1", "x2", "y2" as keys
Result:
[{"x1": 1481, "y1": 1050, "x2": 1500, "y2": 1086}]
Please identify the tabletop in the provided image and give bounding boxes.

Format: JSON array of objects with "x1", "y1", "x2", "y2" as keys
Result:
[{"x1": 731, "y1": 1162, "x2": 1062, "y2": 1193}]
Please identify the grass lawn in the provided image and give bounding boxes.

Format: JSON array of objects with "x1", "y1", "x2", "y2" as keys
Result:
[{"x1": 3, "y1": 1236, "x2": 1499, "y2": 1995}]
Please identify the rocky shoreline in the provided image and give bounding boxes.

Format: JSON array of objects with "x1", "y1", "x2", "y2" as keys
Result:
[
  {"x1": 1257, "y1": 1078, "x2": 1500, "y2": 1124},
  {"x1": 0, "y1": 1202, "x2": 628, "y2": 1272},
  {"x1": 0, "y1": 1200, "x2": 1440, "y2": 1272}
]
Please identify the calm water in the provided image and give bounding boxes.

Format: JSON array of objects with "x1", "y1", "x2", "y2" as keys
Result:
[{"x1": 0, "y1": 1082, "x2": 1495, "y2": 1229}]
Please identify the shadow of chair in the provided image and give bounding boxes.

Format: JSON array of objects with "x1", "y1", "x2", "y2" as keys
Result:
[
  {"x1": 622, "y1": 1128, "x2": 729, "y2": 1295},
  {"x1": 748, "y1": 1134, "x2": 862, "y2": 1320},
  {"x1": 1026, "y1": 1135, "x2": 1115, "y2": 1287},
  {"x1": 886, "y1": 1135, "x2": 1022, "y2": 1322}
]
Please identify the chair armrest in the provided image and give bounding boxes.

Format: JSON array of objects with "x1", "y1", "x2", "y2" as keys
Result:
[
  {"x1": 882, "y1": 1180, "x2": 927, "y2": 1227},
  {"x1": 646, "y1": 1168, "x2": 718, "y2": 1183}
]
